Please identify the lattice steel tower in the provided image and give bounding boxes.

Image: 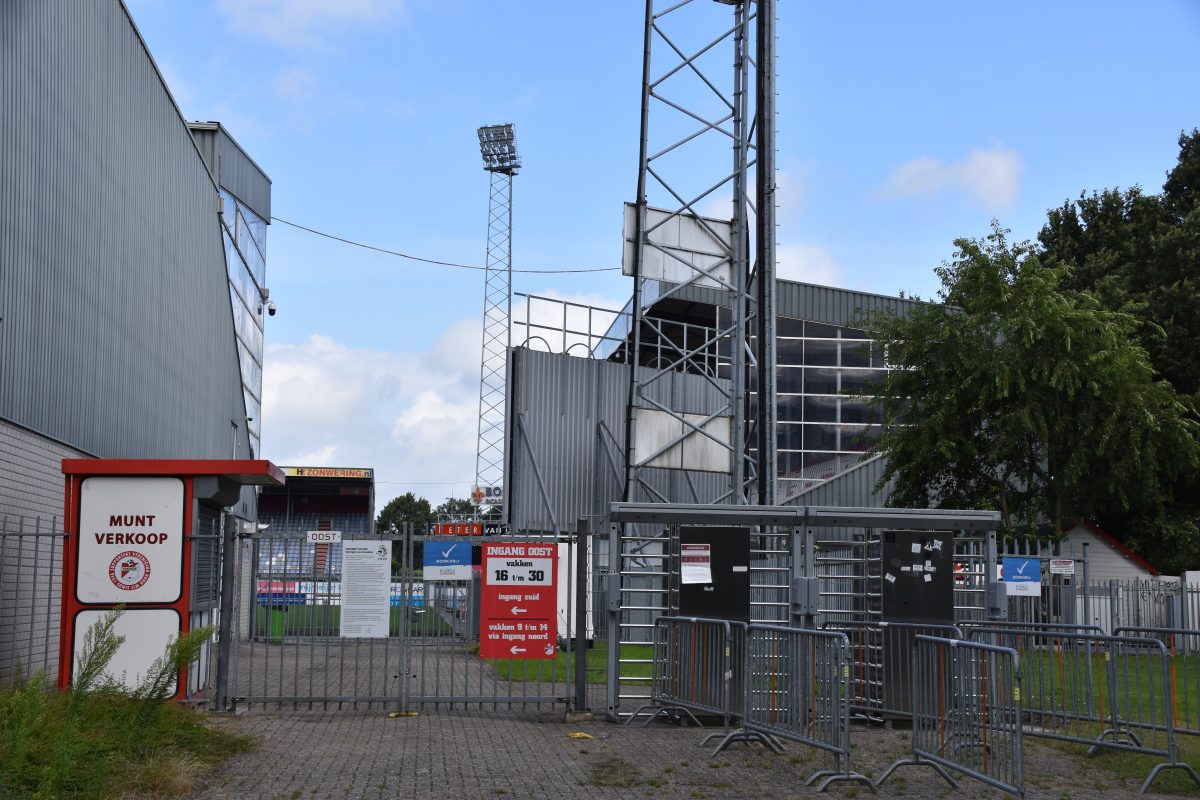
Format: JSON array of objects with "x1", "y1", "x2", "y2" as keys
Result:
[
  {"x1": 623, "y1": 0, "x2": 778, "y2": 505},
  {"x1": 474, "y1": 124, "x2": 520, "y2": 519}
]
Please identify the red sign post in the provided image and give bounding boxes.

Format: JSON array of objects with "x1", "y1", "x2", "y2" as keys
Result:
[{"x1": 479, "y1": 542, "x2": 557, "y2": 659}]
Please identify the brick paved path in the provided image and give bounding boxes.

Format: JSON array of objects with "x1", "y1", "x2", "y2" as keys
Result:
[{"x1": 189, "y1": 707, "x2": 1158, "y2": 800}]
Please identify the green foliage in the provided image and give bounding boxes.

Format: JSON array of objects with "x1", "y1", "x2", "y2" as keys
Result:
[
  {"x1": 436, "y1": 497, "x2": 477, "y2": 517},
  {"x1": 70, "y1": 606, "x2": 125, "y2": 698},
  {"x1": 376, "y1": 492, "x2": 435, "y2": 535},
  {"x1": 1034, "y1": 129, "x2": 1200, "y2": 570},
  {"x1": 868, "y1": 222, "x2": 1200, "y2": 567},
  {"x1": 0, "y1": 613, "x2": 240, "y2": 798}
]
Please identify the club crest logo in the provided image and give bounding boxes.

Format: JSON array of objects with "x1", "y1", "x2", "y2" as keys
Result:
[{"x1": 108, "y1": 550, "x2": 151, "y2": 591}]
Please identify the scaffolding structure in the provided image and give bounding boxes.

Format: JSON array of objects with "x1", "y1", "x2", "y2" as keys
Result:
[{"x1": 623, "y1": 0, "x2": 778, "y2": 507}]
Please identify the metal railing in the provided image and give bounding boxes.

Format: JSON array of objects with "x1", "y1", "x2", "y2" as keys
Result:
[
  {"x1": 626, "y1": 616, "x2": 746, "y2": 740},
  {"x1": 877, "y1": 635, "x2": 1025, "y2": 797},
  {"x1": 822, "y1": 620, "x2": 964, "y2": 720},
  {"x1": 0, "y1": 516, "x2": 64, "y2": 686},
  {"x1": 733, "y1": 624, "x2": 872, "y2": 791},
  {"x1": 1114, "y1": 626, "x2": 1200, "y2": 737},
  {"x1": 967, "y1": 627, "x2": 1200, "y2": 794}
]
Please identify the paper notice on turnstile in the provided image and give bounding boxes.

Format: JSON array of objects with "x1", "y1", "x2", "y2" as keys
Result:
[
  {"x1": 341, "y1": 541, "x2": 392, "y2": 638},
  {"x1": 680, "y1": 543, "x2": 712, "y2": 584}
]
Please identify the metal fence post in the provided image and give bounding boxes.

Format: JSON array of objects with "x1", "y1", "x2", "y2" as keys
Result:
[
  {"x1": 574, "y1": 517, "x2": 588, "y2": 712},
  {"x1": 213, "y1": 513, "x2": 238, "y2": 711}
]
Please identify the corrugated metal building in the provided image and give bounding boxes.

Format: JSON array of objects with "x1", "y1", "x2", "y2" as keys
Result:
[
  {"x1": 0, "y1": 0, "x2": 271, "y2": 682},
  {"x1": 506, "y1": 280, "x2": 916, "y2": 533}
]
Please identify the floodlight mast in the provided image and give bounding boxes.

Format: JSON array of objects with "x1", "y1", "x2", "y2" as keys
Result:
[{"x1": 473, "y1": 123, "x2": 519, "y2": 523}]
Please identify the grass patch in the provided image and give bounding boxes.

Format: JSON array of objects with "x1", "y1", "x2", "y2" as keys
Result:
[
  {"x1": 486, "y1": 642, "x2": 654, "y2": 683},
  {"x1": 252, "y1": 605, "x2": 457, "y2": 638},
  {"x1": 1042, "y1": 735, "x2": 1200, "y2": 794},
  {"x1": 589, "y1": 756, "x2": 644, "y2": 787}
]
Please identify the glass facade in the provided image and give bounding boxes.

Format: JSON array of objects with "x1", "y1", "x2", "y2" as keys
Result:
[
  {"x1": 718, "y1": 311, "x2": 887, "y2": 502},
  {"x1": 220, "y1": 189, "x2": 268, "y2": 457}
]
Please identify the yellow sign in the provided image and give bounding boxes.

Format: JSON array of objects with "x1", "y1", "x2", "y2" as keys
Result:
[{"x1": 284, "y1": 467, "x2": 373, "y2": 479}]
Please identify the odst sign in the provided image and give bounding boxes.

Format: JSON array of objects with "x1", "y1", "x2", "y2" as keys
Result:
[{"x1": 77, "y1": 477, "x2": 184, "y2": 603}]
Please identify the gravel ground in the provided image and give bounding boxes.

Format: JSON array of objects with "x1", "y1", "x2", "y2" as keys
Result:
[{"x1": 186, "y1": 707, "x2": 1182, "y2": 800}]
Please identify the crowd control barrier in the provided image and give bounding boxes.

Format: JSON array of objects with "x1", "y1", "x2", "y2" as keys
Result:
[
  {"x1": 720, "y1": 625, "x2": 874, "y2": 791},
  {"x1": 626, "y1": 616, "x2": 749, "y2": 743},
  {"x1": 823, "y1": 620, "x2": 964, "y2": 720},
  {"x1": 876, "y1": 636, "x2": 1025, "y2": 797},
  {"x1": 1115, "y1": 626, "x2": 1200, "y2": 738},
  {"x1": 968, "y1": 627, "x2": 1200, "y2": 794}
]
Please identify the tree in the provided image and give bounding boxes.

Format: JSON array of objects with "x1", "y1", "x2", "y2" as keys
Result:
[
  {"x1": 376, "y1": 492, "x2": 435, "y2": 571},
  {"x1": 435, "y1": 497, "x2": 476, "y2": 518},
  {"x1": 868, "y1": 223, "x2": 1200, "y2": 571},
  {"x1": 375, "y1": 492, "x2": 435, "y2": 536}
]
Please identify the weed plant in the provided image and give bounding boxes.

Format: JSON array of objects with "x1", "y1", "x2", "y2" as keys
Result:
[{"x1": 0, "y1": 608, "x2": 252, "y2": 798}]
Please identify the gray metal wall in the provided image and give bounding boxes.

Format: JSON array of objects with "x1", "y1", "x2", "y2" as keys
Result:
[
  {"x1": 508, "y1": 348, "x2": 731, "y2": 534},
  {"x1": 659, "y1": 279, "x2": 921, "y2": 328},
  {"x1": 0, "y1": 0, "x2": 250, "y2": 462},
  {"x1": 190, "y1": 123, "x2": 272, "y2": 221}
]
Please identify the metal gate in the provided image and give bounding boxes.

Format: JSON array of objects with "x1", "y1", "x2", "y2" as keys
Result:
[{"x1": 226, "y1": 525, "x2": 594, "y2": 712}]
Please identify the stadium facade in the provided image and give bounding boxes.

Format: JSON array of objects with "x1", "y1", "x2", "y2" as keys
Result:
[
  {"x1": 0, "y1": 0, "x2": 271, "y2": 682},
  {"x1": 506, "y1": 280, "x2": 917, "y2": 534}
]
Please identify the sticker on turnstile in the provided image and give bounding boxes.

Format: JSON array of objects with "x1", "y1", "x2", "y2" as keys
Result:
[
  {"x1": 901, "y1": 566, "x2": 911, "y2": 572},
  {"x1": 924, "y1": 574, "x2": 932, "y2": 582},
  {"x1": 844, "y1": 665, "x2": 850, "y2": 678},
  {"x1": 884, "y1": 573, "x2": 896, "y2": 583},
  {"x1": 912, "y1": 564, "x2": 924, "y2": 572},
  {"x1": 932, "y1": 539, "x2": 944, "y2": 552},
  {"x1": 911, "y1": 543, "x2": 921, "y2": 554},
  {"x1": 1013, "y1": 688, "x2": 1021, "y2": 701}
]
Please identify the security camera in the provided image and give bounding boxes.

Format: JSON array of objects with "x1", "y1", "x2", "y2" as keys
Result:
[{"x1": 267, "y1": 301, "x2": 277, "y2": 316}]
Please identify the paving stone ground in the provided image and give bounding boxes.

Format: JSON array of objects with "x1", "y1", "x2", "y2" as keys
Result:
[{"x1": 188, "y1": 706, "x2": 1171, "y2": 800}]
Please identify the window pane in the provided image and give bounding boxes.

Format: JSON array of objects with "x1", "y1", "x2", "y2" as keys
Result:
[
  {"x1": 779, "y1": 395, "x2": 804, "y2": 423},
  {"x1": 839, "y1": 368, "x2": 883, "y2": 395},
  {"x1": 778, "y1": 316, "x2": 805, "y2": 338},
  {"x1": 840, "y1": 340, "x2": 871, "y2": 368},
  {"x1": 802, "y1": 424, "x2": 839, "y2": 451},
  {"x1": 805, "y1": 340, "x2": 839, "y2": 366},
  {"x1": 777, "y1": 338, "x2": 803, "y2": 365},
  {"x1": 806, "y1": 322, "x2": 839, "y2": 339},
  {"x1": 804, "y1": 368, "x2": 838, "y2": 395},
  {"x1": 778, "y1": 366, "x2": 803, "y2": 394},
  {"x1": 778, "y1": 423, "x2": 803, "y2": 450},
  {"x1": 839, "y1": 397, "x2": 882, "y2": 424},
  {"x1": 838, "y1": 326, "x2": 869, "y2": 340},
  {"x1": 803, "y1": 395, "x2": 838, "y2": 423},
  {"x1": 841, "y1": 425, "x2": 883, "y2": 452}
]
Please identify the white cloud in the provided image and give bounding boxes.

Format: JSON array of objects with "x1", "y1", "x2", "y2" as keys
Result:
[
  {"x1": 261, "y1": 328, "x2": 480, "y2": 507},
  {"x1": 271, "y1": 66, "x2": 318, "y2": 104},
  {"x1": 776, "y1": 243, "x2": 843, "y2": 288},
  {"x1": 878, "y1": 145, "x2": 1023, "y2": 210},
  {"x1": 215, "y1": 0, "x2": 404, "y2": 48}
]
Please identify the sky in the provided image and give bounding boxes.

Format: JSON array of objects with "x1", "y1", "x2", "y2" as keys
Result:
[{"x1": 124, "y1": 0, "x2": 1200, "y2": 510}]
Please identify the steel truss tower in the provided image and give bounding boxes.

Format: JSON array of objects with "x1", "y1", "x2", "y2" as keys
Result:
[
  {"x1": 475, "y1": 124, "x2": 521, "y2": 520},
  {"x1": 623, "y1": 0, "x2": 778, "y2": 506}
]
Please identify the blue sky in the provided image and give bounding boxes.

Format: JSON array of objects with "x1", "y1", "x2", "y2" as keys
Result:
[{"x1": 125, "y1": 0, "x2": 1200, "y2": 507}]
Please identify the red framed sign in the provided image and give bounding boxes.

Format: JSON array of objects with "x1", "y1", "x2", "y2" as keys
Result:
[{"x1": 479, "y1": 542, "x2": 557, "y2": 659}]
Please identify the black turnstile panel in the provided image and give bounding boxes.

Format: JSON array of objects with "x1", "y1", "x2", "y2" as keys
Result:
[
  {"x1": 678, "y1": 526, "x2": 750, "y2": 622},
  {"x1": 880, "y1": 529, "x2": 954, "y2": 624}
]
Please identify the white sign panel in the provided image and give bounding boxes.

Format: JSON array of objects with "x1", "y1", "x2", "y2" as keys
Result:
[
  {"x1": 341, "y1": 541, "x2": 392, "y2": 638},
  {"x1": 76, "y1": 477, "x2": 185, "y2": 604},
  {"x1": 681, "y1": 543, "x2": 713, "y2": 585},
  {"x1": 307, "y1": 530, "x2": 342, "y2": 543},
  {"x1": 1049, "y1": 559, "x2": 1075, "y2": 575},
  {"x1": 74, "y1": 608, "x2": 180, "y2": 693}
]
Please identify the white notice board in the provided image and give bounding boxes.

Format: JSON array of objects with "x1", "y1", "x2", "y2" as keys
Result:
[
  {"x1": 341, "y1": 541, "x2": 392, "y2": 638},
  {"x1": 76, "y1": 476, "x2": 185, "y2": 604}
]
